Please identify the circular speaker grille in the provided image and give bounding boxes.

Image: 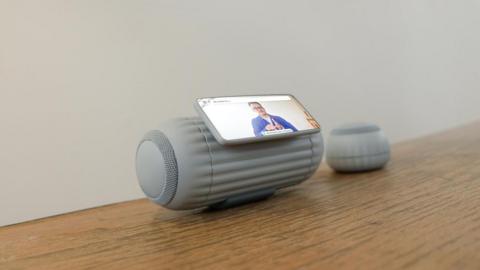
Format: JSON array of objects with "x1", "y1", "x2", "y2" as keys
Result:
[{"x1": 136, "y1": 130, "x2": 178, "y2": 205}]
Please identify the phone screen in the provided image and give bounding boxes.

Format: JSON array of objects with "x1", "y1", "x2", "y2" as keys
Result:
[{"x1": 196, "y1": 95, "x2": 320, "y2": 142}]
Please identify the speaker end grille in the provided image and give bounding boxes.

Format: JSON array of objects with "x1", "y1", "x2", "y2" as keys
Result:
[{"x1": 136, "y1": 130, "x2": 178, "y2": 205}]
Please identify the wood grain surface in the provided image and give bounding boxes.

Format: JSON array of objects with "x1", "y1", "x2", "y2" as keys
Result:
[{"x1": 1, "y1": 122, "x2": 480, "y2": 270}]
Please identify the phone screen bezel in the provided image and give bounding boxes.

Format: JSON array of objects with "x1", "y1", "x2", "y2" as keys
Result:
[{"x1": 194, "y1": 94, "x2": 321, "y2": 145}]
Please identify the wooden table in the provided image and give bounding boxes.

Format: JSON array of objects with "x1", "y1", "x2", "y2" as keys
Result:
[{"x1": 1, "y1": 122, "x2": 480, "y2": 270}]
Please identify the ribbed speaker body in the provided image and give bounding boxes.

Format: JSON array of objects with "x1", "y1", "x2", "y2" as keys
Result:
[{"x1": 135, "y1": 117, "x2": 324, "y2": 210}]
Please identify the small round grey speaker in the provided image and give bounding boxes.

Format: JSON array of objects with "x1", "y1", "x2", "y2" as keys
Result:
[
  {"x1": 326, "y1": 123, "x2": 390, "y2": 173},
  {"x1": 136, "y1": 117, "x2": 324, "y2": 210}
]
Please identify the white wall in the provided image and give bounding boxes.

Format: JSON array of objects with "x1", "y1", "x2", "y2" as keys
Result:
[{"x1": 1, "y1": 0, "x2": 479, "y2": 226}]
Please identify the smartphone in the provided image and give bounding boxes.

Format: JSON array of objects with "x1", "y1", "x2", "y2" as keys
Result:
[{"x1": 194, "y1": 94, "x2": 321, "y2": 145}]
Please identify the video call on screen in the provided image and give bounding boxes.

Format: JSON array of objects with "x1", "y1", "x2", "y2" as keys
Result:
[{"x1": 198, "y1": 95, "x2": 320, "y2": 141}]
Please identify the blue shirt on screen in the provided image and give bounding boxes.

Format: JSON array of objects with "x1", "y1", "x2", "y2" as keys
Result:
[{"x1": 251, "y1": 115, "x2": 298, "y2": 137}]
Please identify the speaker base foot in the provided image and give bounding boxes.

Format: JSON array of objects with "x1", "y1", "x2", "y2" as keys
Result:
[{"x1": 208, "y1": 188, "x2": 276, "y2": 210}]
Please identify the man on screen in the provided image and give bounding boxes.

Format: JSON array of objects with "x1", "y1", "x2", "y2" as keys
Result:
[{"x1": 248, "y1": 102, "x2": 298, "y2": 137}]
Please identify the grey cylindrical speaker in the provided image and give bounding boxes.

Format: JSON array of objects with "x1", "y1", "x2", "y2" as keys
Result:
[
  {"x1": 136, "y1": 117, "x2": 324, "y2": 210},
  {"x1": 326, "y1": 123, "x2": 390, "y2": 172}
]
